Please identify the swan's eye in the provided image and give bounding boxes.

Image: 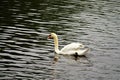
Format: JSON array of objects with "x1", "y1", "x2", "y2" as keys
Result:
[{"x1": 48, "y1": 35, "x2": 53, "y2": 39}]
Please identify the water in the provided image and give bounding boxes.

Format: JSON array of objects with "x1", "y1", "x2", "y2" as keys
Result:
[{"x1": 0, "y1": 0, "x2": 120, "y2": 80}]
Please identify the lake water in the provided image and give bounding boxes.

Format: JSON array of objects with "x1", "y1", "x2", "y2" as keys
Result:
[{"x1": 0, "y1": 0, "x2": 120, "y2": 80}]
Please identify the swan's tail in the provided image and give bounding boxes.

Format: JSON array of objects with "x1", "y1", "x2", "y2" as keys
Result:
[{"x1": 78, "y1": 48, "x2": 90, "y2": 56}]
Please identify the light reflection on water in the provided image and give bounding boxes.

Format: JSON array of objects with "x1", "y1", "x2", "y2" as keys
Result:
[{"x1": 0, "y1": 0, "x2": 120, "y2": 80}]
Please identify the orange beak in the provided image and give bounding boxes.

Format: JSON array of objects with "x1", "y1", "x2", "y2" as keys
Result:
[{"x1": 47, "y1": 35, "x2": 53, "y2": 39}]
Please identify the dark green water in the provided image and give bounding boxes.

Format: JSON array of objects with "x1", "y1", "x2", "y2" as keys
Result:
[{"x1": 0, "y1": 0, "x2": 120, "y2": 80}]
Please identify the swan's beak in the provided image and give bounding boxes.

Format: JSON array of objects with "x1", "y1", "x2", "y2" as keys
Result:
[{"x1": 47, "y1": 35, "x2": 53, "y2": 39}]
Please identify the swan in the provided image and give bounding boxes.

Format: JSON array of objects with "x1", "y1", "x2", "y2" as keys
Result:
[{"x1": 48, "y1": 33, "x2": 89, "y2": 56}]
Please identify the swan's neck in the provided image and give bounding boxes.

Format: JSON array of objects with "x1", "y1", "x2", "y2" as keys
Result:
[{"x1": 53, "y1": 36, "x2": 60, "y2": 53}]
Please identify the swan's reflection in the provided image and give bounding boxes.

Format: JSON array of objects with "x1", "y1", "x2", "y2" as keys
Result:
[
  {"x1": 51, "y1": 53, "x2": 93, "y2": 80},
  {"x1": 52, "y1": 53, "x2": 92, "y2": 65}
]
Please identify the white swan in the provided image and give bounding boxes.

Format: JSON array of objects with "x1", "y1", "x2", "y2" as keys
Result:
[{"x1": 48, "y1": 33, "x2": 89, "y2": 56}]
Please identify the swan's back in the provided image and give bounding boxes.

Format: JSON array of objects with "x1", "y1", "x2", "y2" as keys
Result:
[{"x1": 61, "y1": 43, "x2": 84, "y2": 52}]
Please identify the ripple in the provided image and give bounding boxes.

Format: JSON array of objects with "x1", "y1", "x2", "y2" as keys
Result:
[{"x1": 0, "y1": 0, "x2": 120, "y2": 80}]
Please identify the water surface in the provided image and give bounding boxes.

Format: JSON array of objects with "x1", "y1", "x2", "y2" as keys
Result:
[{"x1": 0, "y1": 0, "x2": 120, "y2": 80}]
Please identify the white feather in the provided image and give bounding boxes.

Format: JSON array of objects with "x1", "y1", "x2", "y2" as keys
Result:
[
  {"x1": 61, "y1": 43, "x2": 84, "y2": 52},
  {"x1": 59, "y1": 43, "x2": 89, "y2": 55}
]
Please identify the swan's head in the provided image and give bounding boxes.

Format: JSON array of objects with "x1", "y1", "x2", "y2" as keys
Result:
[{"x1": 48, "y1": 33, "x2": 57, "y2": 39}]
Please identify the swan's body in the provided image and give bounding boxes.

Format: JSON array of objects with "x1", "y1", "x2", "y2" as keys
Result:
[{"x1": 48, "y1": 33, "x2": 89, "y2": 56}]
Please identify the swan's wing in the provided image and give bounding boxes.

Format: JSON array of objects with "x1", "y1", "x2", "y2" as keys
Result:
[
  {"x1": 61, "y1": 43, "x2": 85, "y2": 52},
  {"x1": 60, "y1": 48, "x2": 89, "y2": 56}
]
